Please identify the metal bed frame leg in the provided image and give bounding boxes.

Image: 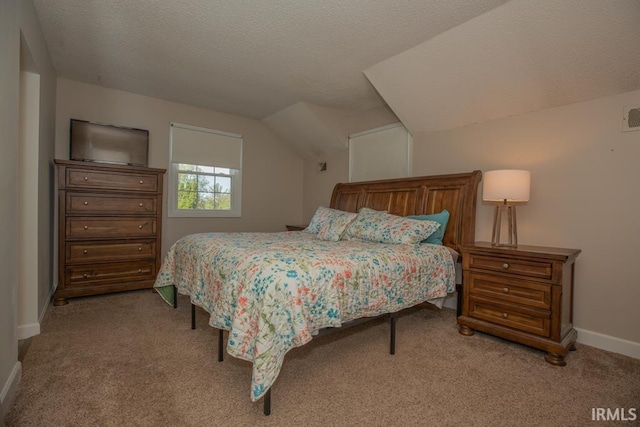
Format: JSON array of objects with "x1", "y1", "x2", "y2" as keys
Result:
[
  {"x1": 217, "y1": 329, "x2": 224, "y2": 362},
  {"x1": 263, "y1": 388, "x2": 271, "y2": 416},
  {"x1": 191, "y1": 303, "x2": 196, "y2": 330},
  {"x1": 173, "y1": 285, "x2": 178, "y2": 309},
  {"x1": 390, "y1": 313, "x2": 396, "y2": 355}
]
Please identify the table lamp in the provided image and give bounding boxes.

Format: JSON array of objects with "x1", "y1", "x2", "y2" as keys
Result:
[{"x1": 483, "y1": 170, "x2": 531, "y2": 247}]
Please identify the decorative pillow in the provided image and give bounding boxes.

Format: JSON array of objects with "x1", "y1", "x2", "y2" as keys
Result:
[
  {"x1": 346, "y1": 208, "x2": 440, "y2": 245},
  {"x1": 304, "y1": 206, "x2": 333, "y2": 234},
  {"x1": 407, "y1": 210, "x2": 450, "y2": 245},
  {"x1": 317, "y1": 210, "x2": 358, "y2": 241},
  {"x1": 305, "y1": 206, "x2": 357, "y2": 238},
  {"x1": 342, "y1": 207, "x2": 383, "y2": 240}
]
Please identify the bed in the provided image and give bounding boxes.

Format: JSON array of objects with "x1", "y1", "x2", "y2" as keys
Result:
[{"x1": 154, "y1": 170, "x2": 481, "y2": 414}]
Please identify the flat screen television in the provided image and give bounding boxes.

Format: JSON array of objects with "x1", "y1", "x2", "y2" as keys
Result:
[{"x1": 70, "y1": 119, "x2": 149, "y2": 167}]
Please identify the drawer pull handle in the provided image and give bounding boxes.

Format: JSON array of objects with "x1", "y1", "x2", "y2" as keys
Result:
[
  {"x1": 83, "y1": 201, "x2": 88, "y2": 206},
  {"x1": 502, "y1": 312, "x2": 508, "y2": 319},
  {"x1": 138, "y1": 269, "x2": 142, "y2": 273},
  {"x1": 139, "y1": 180, "x2": 144, "y2": 184},
  {"x1": 83, "y1": 273, "x2": 88, "y2": 278},
  {"x1": 138, "y1": 247, "x2": 142, "y2": 251},
  {"x1": 83, "y1": 225, "x2": 88, "y2": 230},
  {"x1": 138, "y1": 225, "x2": 143, "y2": 229},
  {"x1": 83, "y1": 250, "x2": 88, "y2": 255},
  {"x1": 84, "y1": 176, "x2": 88, "y2": 181},
  {"x1": 139, "y1": 202, "x2": 143, "y2": 207},
  {"x1": 503, "y1": 287, "x2": 509, "y2": 294},
  {"x1": 502, "y1": 263, "x2": 509, "y2": 269}
]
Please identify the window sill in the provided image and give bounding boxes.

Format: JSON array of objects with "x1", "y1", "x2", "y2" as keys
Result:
[{"x1": 168, "y1": 209, "x2": 241, "y2": 218}]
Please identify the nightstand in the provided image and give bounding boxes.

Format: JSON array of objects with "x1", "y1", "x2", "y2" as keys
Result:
[
  {"x1": 457, "y1": 242, "x2": 581, "y2": 366},
  {"x1": 285, "y1": 224, "x2": 307, "y2": 231}
]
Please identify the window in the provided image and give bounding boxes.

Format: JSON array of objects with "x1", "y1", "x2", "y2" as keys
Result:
[{"x1": 169, "y1": 123, "x2": 242, "y2": 217}]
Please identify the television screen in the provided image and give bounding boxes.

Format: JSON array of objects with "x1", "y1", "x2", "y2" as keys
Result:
[{"x1": 70, "y1": 119, "x2": 149, "y2": 167}]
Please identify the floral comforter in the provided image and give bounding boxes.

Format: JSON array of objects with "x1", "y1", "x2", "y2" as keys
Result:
[{"x1": 154, "y1": 231, "x2": 455, "y2": 401}]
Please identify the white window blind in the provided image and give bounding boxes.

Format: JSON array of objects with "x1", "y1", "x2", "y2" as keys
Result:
[
  {"x1": 168, "y1": 122, "x2": 243, "y2": 218},
  {"x1": 170, "y1": 123, "x2": 242, "y2": 169},
  {"x1": 349, "y1": 123, "x2": 412, "y2": 182}
]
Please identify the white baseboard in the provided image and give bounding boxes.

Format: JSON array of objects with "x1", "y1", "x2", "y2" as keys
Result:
[
  {"x1": 444, "y1": 295, "x2": 639, "y2": 359},
  {"x1": 40, "y1": 285, "x2": 53, "y2": 324},
  {"x1": 16, "y1": 287, "x2": 51, "y2": 341},
  {"x1": 575, "y1": 328, "x2": 640, "y2": 360},
  {"x1": 0, "y1": 362, "x2": 22, "y2": 419},
  {"x1": 17, "y1": 322, "x2": 40, "y2": 340}
]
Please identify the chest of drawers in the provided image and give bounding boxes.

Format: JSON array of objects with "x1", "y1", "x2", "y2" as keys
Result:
[
  {"x1": 55, "y1": 160, "x2": 165, "y2": 305},
  {"x1": 457, "y1": 242, "x2": 581, "y2": 366}
]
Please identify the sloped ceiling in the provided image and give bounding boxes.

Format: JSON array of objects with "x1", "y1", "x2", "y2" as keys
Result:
[
  {"x1": 33, "y1": 0, "x2": 508, "y2": 120},
  {"x1": 366, "y1": 0, "x2": 640, "y2": 135},
  {"x1": 262, "y1": 102, "x2": 348, "y2": 160},
  {"x1": 33, "y1": 0, "x2": 640, "y2": 159}
]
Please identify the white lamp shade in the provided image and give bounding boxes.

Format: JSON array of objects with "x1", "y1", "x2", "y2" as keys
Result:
[{"x1": 483, "y1": 170, "x2": 531, "y2": 202}]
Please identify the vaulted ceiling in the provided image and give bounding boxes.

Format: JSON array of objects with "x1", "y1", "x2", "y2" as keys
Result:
[{"x1": 33, "y1": 0, "x2": 640, "y2": 159}]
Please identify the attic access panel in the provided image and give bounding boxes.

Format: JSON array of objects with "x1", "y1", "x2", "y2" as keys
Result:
[{"x1": 349, "y1": 123, "x2": 412, "y2": 182}]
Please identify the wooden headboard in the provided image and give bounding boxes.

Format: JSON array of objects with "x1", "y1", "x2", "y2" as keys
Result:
[{"x1": 329, "y1": 171, "x2": 482, "y2": 252}]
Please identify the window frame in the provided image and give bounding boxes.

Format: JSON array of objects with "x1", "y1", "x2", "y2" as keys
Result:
[{"x1": 168, "y1": 123, "x2": 243, "y2": 218}]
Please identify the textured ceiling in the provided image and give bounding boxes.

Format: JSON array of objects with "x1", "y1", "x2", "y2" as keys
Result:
[
  {"x1": 32, "y1": 0, "x2": 509, "y2": 120},
  {"x1": 33, "y1": 0, "x2": 640, "y2": 157}
]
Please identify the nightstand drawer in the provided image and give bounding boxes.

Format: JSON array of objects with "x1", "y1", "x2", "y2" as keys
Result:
[
  {"x1": 468, "y1": 273, "x2": 551, "y2": 310},
  {"x1": 469, "y1": 296, "x2": 550, "y2": 337},
  {"x1": 468, "y1": 254, "x2": 552, "y2": 280}
]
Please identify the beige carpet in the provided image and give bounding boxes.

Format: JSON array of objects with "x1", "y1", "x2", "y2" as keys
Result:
[{"x1": 6, "y1": 290, "x2": 640, "y2": 426}]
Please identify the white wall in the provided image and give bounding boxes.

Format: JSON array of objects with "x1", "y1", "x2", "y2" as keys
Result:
[
  {"x1": 0, "y1": 0, "x2": 57, "y2": 418},
  {"x1": 55, "y1": 79, "x2": 304, "y2": 256}
]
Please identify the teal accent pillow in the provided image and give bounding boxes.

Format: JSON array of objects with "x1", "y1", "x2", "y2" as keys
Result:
[{"x1": 407, "y1": 210, "x2": 450, "y2": 245}]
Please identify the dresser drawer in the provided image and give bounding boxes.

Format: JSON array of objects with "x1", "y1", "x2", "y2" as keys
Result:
[
  {"x1": 66, "y1": 240, "x2": 156, "y2": 263},
  {"x1": 67, "y1": 193, "x2": 157, "y2": 215},
  {"x1": 66, "y1": 168, "x2": 159, "y2": 192},
  {"x1": 469, "y1": 296, "x2": 550, "y2": 337},
  {"x1": 66, "y1": 217, "x2": 157, "y2": 239},
  {"x1": 66, "y1": 261, "x2": 156, "y2": 288},
  {"x1": 468, "y1": 254, "x2": 552, "y2": 280},
  {"x1": 468, "y1": 273, "x2": 551, "y2": 310}
]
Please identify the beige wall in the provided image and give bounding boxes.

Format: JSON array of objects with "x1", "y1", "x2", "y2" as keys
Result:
[
  {"x1": 0, "y1": 0, "x2": 57, "y2": 417},
  {"x1": 55, "y1": 79, "x2": 304, "y2": 257},
  {"x1": 18, "y1": 71, "x2": 40, "y2": 336},
  {"x1": 411, "y1": 89, "x2": 640, "y2": 345},
  {"x1": 302, "y1": 106, "x2": 399, "y2": 219},
  {"x1": 305, "y1": 89, "x2": 640, "y2": 347},
  {"x1": 0, "y1": 0, "x2": 21, "y2": 418}
]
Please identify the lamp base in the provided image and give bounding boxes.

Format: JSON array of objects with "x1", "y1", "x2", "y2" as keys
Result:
[{"x1": 491, "y1": 203, "x2": 518, "y2": 247}]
